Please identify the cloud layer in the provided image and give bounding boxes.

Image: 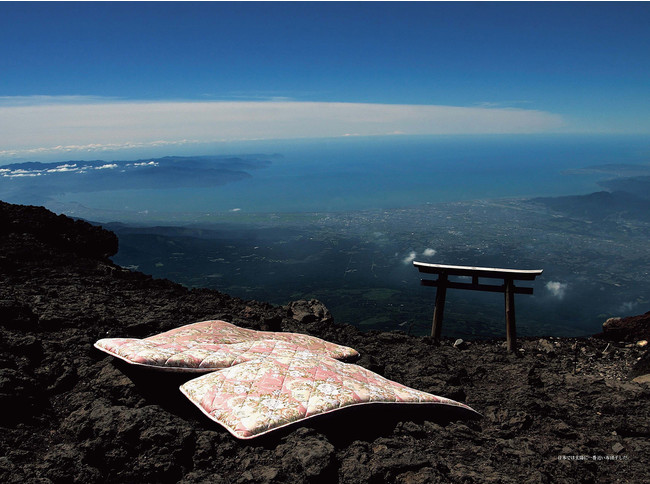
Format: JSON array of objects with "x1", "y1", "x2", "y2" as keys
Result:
[{"x1": 0, "y1": 98, "x2": 565, "y2": 158}]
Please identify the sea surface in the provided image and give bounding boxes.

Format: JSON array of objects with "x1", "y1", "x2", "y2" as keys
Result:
[{"x1": 53, "y1": 134, "x2": 650, "y2": 215}]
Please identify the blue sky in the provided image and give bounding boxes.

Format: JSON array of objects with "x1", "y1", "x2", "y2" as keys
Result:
[{"x1": 1, "y1": 2, "x2": 649, "y2": 160}]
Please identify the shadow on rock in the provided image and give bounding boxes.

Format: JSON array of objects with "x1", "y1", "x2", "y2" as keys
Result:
[
  {"x1": 112, "y1": 360, "x2": 206, "y2": 421},
  {"x1": 113, "y1": 359, "x2": 480, "y2": 447},
  {"x1": 235, "y1": 402, "x2": 481, "y2": 448}
]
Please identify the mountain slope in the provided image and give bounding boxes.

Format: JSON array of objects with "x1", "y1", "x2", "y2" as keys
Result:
[{"x1": 1, "y1": 201, "x2": 648, "y2": 483}]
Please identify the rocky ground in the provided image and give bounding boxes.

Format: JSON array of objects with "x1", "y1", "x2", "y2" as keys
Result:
[{"x1": 1, "y1": 200, "x2": 649, "y2": 483}]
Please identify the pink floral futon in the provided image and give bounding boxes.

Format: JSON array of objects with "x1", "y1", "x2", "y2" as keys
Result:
[
  {"x1": 94, "y1": 320, "x2": 359, "y2": 372},
  {"x1": 95, "y1": 320, "x2": 477, "y2": 439}
]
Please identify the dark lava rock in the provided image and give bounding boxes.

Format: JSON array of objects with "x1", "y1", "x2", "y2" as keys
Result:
[
  {"x1": 630, "y1": 350, "x2": 650, "y2": 380},
  {"x1": 1, "y1": 201, "x2": 649, "y2": 483},
  {"x1": 285, "y1": 299, "x2": 334, "y2": 325},
  {"x1": 596, "y1": 312, "x2": 650, "y2": 342},
  {"x1": 0, "y1": 200, "x2": 118, "y2": 260}
]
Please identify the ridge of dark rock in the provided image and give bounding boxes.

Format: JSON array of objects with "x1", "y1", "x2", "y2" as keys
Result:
[
  {"x1": 1, "y1": 201, "x2": 648, "y2": 483},
  {"x1": 0, "y1": 200, "x2": 118, "y2": 261},
  {"x1": 595, "y1": 312, "x2": 650, "y2": 343}
]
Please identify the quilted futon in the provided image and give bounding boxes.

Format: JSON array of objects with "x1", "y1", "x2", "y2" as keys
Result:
[
  {"x1": 94, "y1": 320, "x2": 359, "y2": 371},
  {"x1": 95, "y1": 320, "x2": 478, "y2": 439}
]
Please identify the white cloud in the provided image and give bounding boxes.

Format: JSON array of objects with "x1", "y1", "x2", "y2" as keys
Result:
[
  {"x1": 423, "y1": 248, "x2": 437, "y2": 257},
  {"x1": 618, "y1": 301, "x2": 638, "y2": 314},
  {"x1": 402, "y1": 251, "x2": 418, "y2": 265},
  {"x1": 95, "y1": 164, "x2": 118, "y2": 170},
  {"x1": 546, "y1": 281, "x2": 568, "y2": 299},
  {"x1": 12, "y1": 169, "x2": 38, "y2": 174},
  {"x1": 2, "y1": 171, "x2": 42, "y2": 178},
  {"x1": 0, "y1": 98, "x2": 565, "y2": 158},
  {"x1": 47, "y1": 164, "x2": 78, "y2": 173}
]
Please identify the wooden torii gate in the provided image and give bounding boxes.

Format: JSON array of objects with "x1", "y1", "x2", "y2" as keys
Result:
[{"x1": 413, "y1": 262, "x2": 543, "y2": 352}]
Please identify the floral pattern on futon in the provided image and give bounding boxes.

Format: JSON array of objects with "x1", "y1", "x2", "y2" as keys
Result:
[
  {"x1": 180, "y1": 347, "x2": 476, "y2": 439},
  {"x1": 94, "y1": 320, "x2": 359, "y2": 370}
]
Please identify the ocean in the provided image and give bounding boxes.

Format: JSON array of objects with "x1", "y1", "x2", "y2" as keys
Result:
[{"x1": 52, "y1": 134, "x2": 650, "y2": 216}]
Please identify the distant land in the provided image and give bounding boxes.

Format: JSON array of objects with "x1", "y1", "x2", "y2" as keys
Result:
[
  {"x1": 0, "y1": 155, "x2": 277, "y2": 206},
  {"x1": 107, "y1": 188, "x2": 650, "y2": 339}
]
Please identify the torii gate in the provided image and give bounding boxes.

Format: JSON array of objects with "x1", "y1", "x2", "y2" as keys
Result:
[{"x1": 413, "y1": 262, "x2": 543, "y2": 352}]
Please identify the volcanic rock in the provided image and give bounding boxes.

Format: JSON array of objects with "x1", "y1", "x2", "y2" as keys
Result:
[
  {"x1": 630, "y1": 350, "x2": 650, "y2": 382},
  {"x1": 1, "y1": 201, "x2": 648, "y2": 483},
  {"x1": 596, "y1": 312, "x2": 650, "y2": 342}
]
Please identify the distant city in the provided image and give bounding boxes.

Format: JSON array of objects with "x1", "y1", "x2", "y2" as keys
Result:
[{"x1": 107, "y1": 194, "x2": 650, "y2": 338}]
